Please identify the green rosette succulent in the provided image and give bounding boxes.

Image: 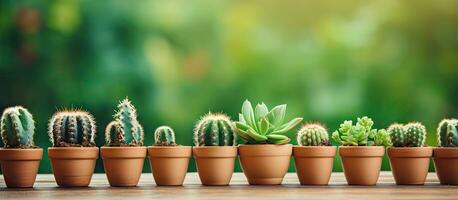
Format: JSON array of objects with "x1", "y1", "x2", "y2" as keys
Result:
[{"x1": 332, "y1": 116, "x2": 391, "y2": 146}]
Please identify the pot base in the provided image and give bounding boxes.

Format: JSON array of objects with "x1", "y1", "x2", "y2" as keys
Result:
[
  {"x1": 193, "y1": 146, "x2": 237, "y2": 186},
  {"x1": 433, "y1": 147, "x2": 458, "y2": 185},
  {"x1": 0, "y1": 148, "x2": 43, "y2": 188},
  {"x1": 388, "y1": 147, "x2": 432, "y2": 185},
  {"x1": 101, "y1": 146, "x2": 147, "y2": 187},
  {"x1": 247, "y1": 178, "x2": 283, "y2": 185}
]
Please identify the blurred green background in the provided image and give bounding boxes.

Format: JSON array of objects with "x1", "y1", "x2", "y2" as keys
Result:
[{"x1": 1, "y1": 0, "x2": 457, "y2": 174}]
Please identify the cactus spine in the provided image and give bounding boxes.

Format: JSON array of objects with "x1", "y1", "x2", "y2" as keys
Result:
[
  {"x1": 297, "y1": 123, "x2": 329, "y2": 146},
  {"x1": 1, "y1": 106, "x2": 35, "y2": 148},
  {"x1": 193, "y1": 113, "x2": 236, "y2": 146},
  {"x1": 154, "y1": 126, "x2": 176, "y2": 146},
  {"x1": 437, "y1": 119, "x2": 458, "y2": 147},
  {"x1": 48, "y1": 110, "x2": 96, "y2": 147},
  {"x1": 388, "y1": 122, "x2": 426, "y2": 147},
  {"x1": 388, "y1": 124, "x2": 405, "y2": 147},
  {"x1": 105, "y1": 98, "x2": 144, "y2": 146}
]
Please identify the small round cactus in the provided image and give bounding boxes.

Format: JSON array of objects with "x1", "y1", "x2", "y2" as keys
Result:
[
  {"x1": 388, "y1": 123, "x2": 405, "y2": 147},
  {"x1": 105, "y1": 98, "x2": 144, "y2": 146},
  {"x1": 154, "y1": 126, "x2": 176, "y2": 146},
  {"x1": 48, "y1": 109, "x2": 96, "y2": 147},
  {"x1": 297, "y1": 123, "x2": 329, "y2": 146},
  {"x1": 193, "y1": 113, "x2": 236, "y2": 146},
  {"x1": 405, "y1": 122, "x2": 427, "y2": 147},
  {"x1": 1, "y1": 106, "x2": 36, "y2": 148},
  {"x1": 437, "y1": 119, "x2": 458, "y2": 147}
]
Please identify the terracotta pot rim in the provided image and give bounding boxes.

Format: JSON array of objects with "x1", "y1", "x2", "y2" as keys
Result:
[
  {"x1": 193, "y1": 146, "x2": 237, "y2": 158},
  {"x1": 293, "y1": 146, "x2": 337, "y2": 158},
  {"x1": 192, "y1": 146, "x2": 237, "y2": 149},
  {"x1": 387, "y1": 147, "x2": 432, "y2": 158},
  {"x1": 239, "y1": 144, "x2": 292, "y2": 157},
  {"x1": 293, "y1": 145, "x2": 336, "y2": 149},
  {"x1": 0, "y1": 148, "x2": 43, "y2": 161},
  {"x1": 48, "y1": 147, "x2": 99, "y2": 159},
  {"x1": 147, "y1": 145, "x2": 191, "y2": 148},
  {"x1": 238, "y1": 144, "x2": 292, "y2": 147},
  {"x1": 433, "y1": 147, "x2": 458, "y2": 158},
  {"x1": 101, "y1": 146, "x2": 147, "y2": 159},
  {"x1": 147, "y1": 146, "x2": 192, "y2": 158},
  {"x1": 339, "y1": 146, "x2": 385, "y2": 157}
]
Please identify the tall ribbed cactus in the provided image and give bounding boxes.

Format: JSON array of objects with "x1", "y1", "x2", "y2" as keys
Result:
[
  {"x1": 297, "y1": 123, "x2": 329, "y2": 146},
  {"x1": 154, "y1": 126, "x2": 176, "y2": 146},
  {"x1": 105, "y1": 98, "x2": 144, "y2": 146},
  {"x1": 193, "y1": 113, "x2": 236, "y2": 146},
  {"x1": 1, "y1": 106, "x2": 35, "y2": 148},
  {"x1": 48, "y1": 110, "x2": 96, "y2": 147},
  {"x1": 437, "y1": 119, "x2": 458, "y2": 147},
  {"x1": 388, "y1": 123, "x2": 405, "y2": 147},
  {"x1": 388, "y1": 122, "x2": 426, "y2": 147}
]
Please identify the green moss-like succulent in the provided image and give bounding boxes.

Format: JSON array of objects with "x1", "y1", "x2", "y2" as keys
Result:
[
  {"x1": 48, "y1": 109, "x2": 96, "y2": 147},
  {"x1": 297, "y1": 123, "x2": 329, "y2": 146},
  {"x1": 1, "y1": 106, "x2": 36, "y2": 148},
  {"x1": 154, "y1": 126, "x2": 177, "y2": 146},
  {"x1": 437, "y1": 119, "x2": 458, "y2": 147},
  {"x1": 193, "y1": 113, "x2": 236, "y2": 146},
  {"x1": 105, "y1": 98, "x2": 144, "y2": 146},
  {"x1": 332, "y1": 116, "x2": 391, "y2": 146}
]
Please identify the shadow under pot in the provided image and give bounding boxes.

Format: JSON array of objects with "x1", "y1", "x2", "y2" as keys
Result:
[
  {"x1": 48, "y1": 147, "x2": 98, "y2": 187},
  {"x1": 387, "y1": 147, "x2": 432, "y2": 185},
  {"x1": 0, "y1": 148, "x2": 43, "y2": 188},
  {"x1": 101, "y1": 146, "x2": 147, "y2": 187},
  {"x1": 147, "y1": 146, "x2": 192, "y2": 186},
  {"x1": 193, "y1": 146, "x2": 237, "y2": 186},
  {"x1": 293, "y1": 146, "x2": 336, "y2": 185},
  {"x1": 338, "y1": 146, "x2": 384, "y2": 186},
  {"x1": 433, "y1": 147, "x2": 458, "y2": 185},
  {"x1": 239, "y1": 144, "x2": 292, "y2": 185}
]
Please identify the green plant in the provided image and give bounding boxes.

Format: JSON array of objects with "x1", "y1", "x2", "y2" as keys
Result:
[
  {"x1": 154, "y1": 126, "x2": 177, "y2": 146},
  {"x1": 235, "y1": 100, "x2": 303, "y2": 145},
  {"x1": 1, "y1": 106, "x2": 36, "y2": 148},
  {"x1": 296, "y1": 123, "x2": 329, "y2": 146},
  {"x1": 388, "y1": 122, "x2": 427, "y2": 147},
  {"x1": 332, "y1": 116, "x2": 391, "y2": 146},
  {"x1": 48, "y1": 110, "x2": 96, "y2": 147},
  {"x1": 193, "y1": 113, "x2": 236, "y2": 146},
  {"x1": 437, "y1": 119, "x2": 458, "y2": 147},
  {"x1": 105, "y1": 98, "x2": 144, "y2": 146},
  {"x1": 387, "y1": 123, "x2": 405, "y2": 147}
]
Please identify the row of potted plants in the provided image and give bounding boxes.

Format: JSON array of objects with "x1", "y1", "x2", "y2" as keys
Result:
[{"x1": 0, "y1": 99, "x2": 457, "y2": 188}]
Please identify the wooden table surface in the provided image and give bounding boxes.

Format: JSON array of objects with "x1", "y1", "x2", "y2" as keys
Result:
[{"x1": 1, "y1": 172, "x2": 456, "y2": 200}]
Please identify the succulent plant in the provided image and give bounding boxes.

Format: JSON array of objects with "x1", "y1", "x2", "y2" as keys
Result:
[
  {"x1": 154, "y1": 126, "x2": 177, "y2": 146},
  {"x1": 48, "y1": 110, "x2": 96, "y2": 147},
  {"x1": 297, "y1": 123, "x2": 329, "y2": 146},
  {"x1": 235, "y1": 100, "x2": 303, "y2": 145},
  {"x1": 404, "y1": 122, "x2": 427, "y2": 147},
  {"x1": 193, "y1": 113, "x2": 236, "y2": 146},
  {"x1": 387, "y1": 123, "x2": 406, "y2": 147},
  {"x1": 105, "y1": 98, "x2": 144, "y2": 146},
  {"x1": 332, "y1": 116, "x2": 391, "y2": 146},
  {"x1": 1, "y1": 106, "x2": 36, "y2": 148},
  {"x1": 437, "y1": 119, "x2": 458, "y2": 147}
]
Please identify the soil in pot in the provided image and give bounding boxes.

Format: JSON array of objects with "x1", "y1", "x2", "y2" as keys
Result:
[
  {"x1": 387, "y1": 147, "x2": 432, "y2": 185},
  {"x1": 433, "y1": 147, "x2": 458, "y2": 185},
  {"x1": 0, "y1": 148, "x2": 43, "y2": 188},
  {"x1": 48, "y1": 147, "x2": 98, "y2": 187},
  {"x1": 239, "y1": 144, "x2": 292, "y2": 185},
  {"x1": 193, "y1": 146, "x2": 237, "y2": 186},
  {"x1": 148, "y1": 146, "x2": 191, "y2": 186},
  {"x1": 293, "y1": 146, "x2": 336, "y2": 185},
  {"x1": 101, "y1": 146, "x2": 147, "y2": 187},
  {"x1": 339, "y1": 146, "x2": 384, "y2": 186}
]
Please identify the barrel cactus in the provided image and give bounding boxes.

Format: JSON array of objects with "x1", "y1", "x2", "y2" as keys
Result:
[
  {"x1": 404, "y1": 122, "x2": 427, "y2": 147},
  {"x1": 48, "y1": 110, "x2": 96, "y2": 147},
  {"x1": 297, "y1": 123, "x2": 329, "y2": 146},
  {"x1": 154, "y1": 126, "x2": 176, "y2": 146},
  {"x1": 1, "y1": 106, "x2": 36, "y2": 148},
  {"x1": 388, "y1": 123, "x2": 406, "y2": 147},
  {"x1": 193, "y1": 113, "x2": 236, "y2": 146},
  {"x1": 437, "y1": 119, "x2": 458, "y2": 147},
  {"x1": 105, "y1": 98, "x2": 144, "y2": 146}
]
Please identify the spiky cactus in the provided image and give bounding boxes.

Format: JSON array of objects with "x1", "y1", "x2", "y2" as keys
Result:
[
  {"x1": 297, "y1": 123, "x2": 329, "y2": 146},
  {"x1": 154, "y1": 126, "x2": 176, "y2": 146},
  {"x1": 437, "y1": 119, "x2": 458, "y2": 147},
  {"x1": 193, "y1": 113, "x2": 236, "y2": 146},
  {"x1": 105, "y1": 98, "x2": 144, "y2": 146},
  {"x1": 1, "y1": 106, "x2": 35, "y2": 148},
  {"x1": 48, "y1": 110, "x2": 96, "y2": 147},
  {"x1": 388, "y1": 123, "x2": 405, "y2": 147},
  {"x1": 388, "y1": 122, "x2": 426, "y2": 147}
]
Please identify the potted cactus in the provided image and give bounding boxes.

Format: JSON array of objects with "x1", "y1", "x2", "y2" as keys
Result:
[
  {"x1": 47, "y1": 109, "x2": 98, "y2": 187},
  {"x1": 235, "y1": 100, "x2": 302, "y2": 185},
  {"x1": 147, "y1": 126, "x2": 191, "y2": 186},
  {"x1": 332, "y1": 116, "x2": 391, "y2": 185},
  {"x1": 434, "y1": 119, "x2": 458, "y2": 185},
  {"x1": 0, "y1": 106, "x2": 42, "y2": 188},
  {"x1": 193, "y1": 112, "x2": 237, "y2": 186},
  {"x1": 387, "y1": 122, "x2": 432, "y2": 185},
  {"x1": 293, "y1": 123, "x2": 336, "y2": 185},
  {"x1": 101, "y1": 98, "x2": 147, "y2": 187}
]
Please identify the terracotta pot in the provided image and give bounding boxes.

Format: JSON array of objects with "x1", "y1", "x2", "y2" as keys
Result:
[
  {"x1": 48, "y1": 147, "x2": 98, "y2": 187},
  {"x1": 433, "y1": 147, "x2": 458, "y2": 185},
  {"x1": 239, "y1": 144, "x2": 292, "y2": 185},
  {"x1": 101, "y1": 146, "x2": 147, "y2": 187},
  {"x1": 147, "y1": 146, "x2": 191, "y2": 186},
  {"x1": 339, "y1": 146, "x2": 384, "y2": 185},
  {"x1": 387, "y1": 147, "x2": 432, "y2": 185},
  {"x1": 193, "y1": 146, "x2": 237, "y2": 186},
  {"x1": 0, "y1": 148, "x2": 43, "y2": 188},
  {"x1": 293, "y1": 146, "x2": 336, "y2": 185}
]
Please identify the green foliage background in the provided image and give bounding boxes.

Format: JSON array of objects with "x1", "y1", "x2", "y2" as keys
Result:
[{"x1": 1, "y1": 0, "x2": 457, "y2": 173}]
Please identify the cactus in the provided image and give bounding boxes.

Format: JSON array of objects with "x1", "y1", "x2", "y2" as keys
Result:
[
  {"x1": 105, "y1": 98, "x2": 144, "y2": 146},
  {"x1": 388, "y1": 123, "x2": 405, "y2": 147},
  {"x1": 437, "y1": 119, "x2": 458, "y2": 147},
  {"x1": 332, "y1": 116, "x2": 391, "y2": 146},
  {"x1": 193, "y1": 113, "x2": 236, "y2": 146},
  {"x1": 404, "y1": 122, "x2": 427, "y2": 147},
  {"x1": 297, "y1": 123, "x2": 329, "y2": 146},
  {"x1": 48, "y1": 110, "x2": 96, "y2": 147},
  {"x1": 154, "y1": 126, "x2": 176, "y2": 146},
  {"x1": 1, "y1": 106, "x2": 36, "y2": 148}
]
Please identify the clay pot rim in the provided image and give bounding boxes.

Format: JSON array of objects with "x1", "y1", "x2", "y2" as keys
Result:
[
  {"x1": 0, "y1": 148, "x2": 43, "y2": 161},
  {"x1": 433, "y1": 147, "x2": 458, "y2": 158},
  {"x1": 338, "y1": 146, "x2": 385, "y2": 157},
  {"x1": 101, "y1": 146, "x2": 147, "y2": 159},
  {"x1": 293, "y1": 146, "x2": 337, "y2": 158},
  {"x1": 193, "y1": 146, "x2": 237, "y2": 158},
  {"x1": 239, "y1": 144, "x2": 292, "y2": 157},
  {"x1": 387, "y1": 147, "x2": 432, "y2": 158},
  {"x1": 147, "y1": 146, "x2": 192, "y2": 158},
  {"x1": 48, "y1": 147, "x2": 99, "y2": 159}
]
